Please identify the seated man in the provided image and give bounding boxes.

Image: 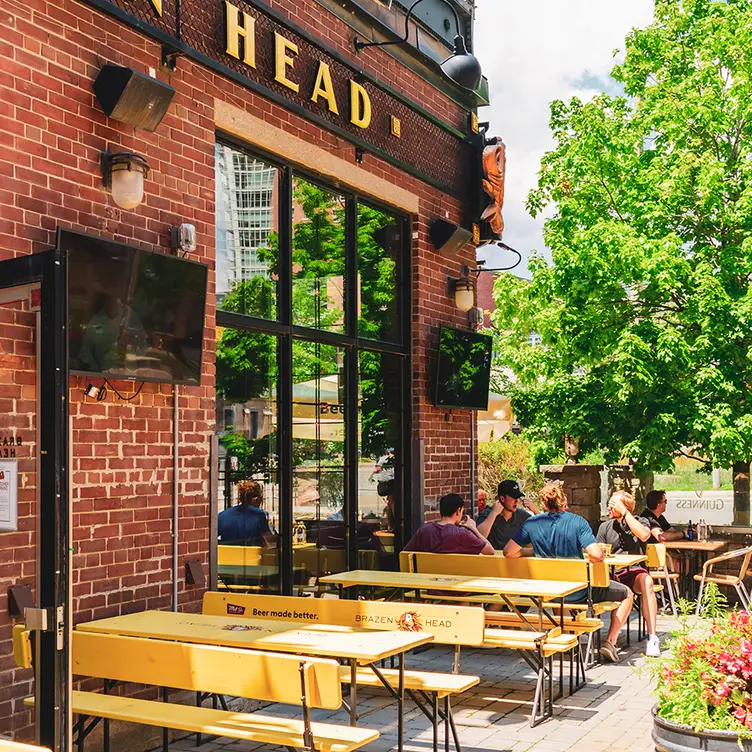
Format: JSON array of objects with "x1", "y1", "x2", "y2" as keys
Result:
[
  {"x1": 477, "y1": 479, "x2": 539, "y2": 551},
  {"x1": 218, "y1": 480, "x2": 271, "y2": 546},
  {"x1": 641, "y1": 489, "x2": 685, "y2": 542},
  {"x1": 404, "y1": 493, "x2": 494, "y2": 555},
  {"x1": 598, "y1": 490, "x2": 661, "y2": 657},
  {"x1": 503, "y1": 481, "x2": 632, "y2": 663}
]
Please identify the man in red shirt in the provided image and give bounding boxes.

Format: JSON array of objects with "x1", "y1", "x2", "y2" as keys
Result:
[{"x1": 404, "y1": 493, "x2": 494, "y2": 555}]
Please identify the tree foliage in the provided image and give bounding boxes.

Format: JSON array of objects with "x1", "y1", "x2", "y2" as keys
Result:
[{"x1": 493, "y1": 0, "x2": 752, "y2": 471}]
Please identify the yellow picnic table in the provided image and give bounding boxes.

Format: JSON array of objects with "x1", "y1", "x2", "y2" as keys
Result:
[
  {"x1": 604, "y1": 554, "x2": 647, "y2": 569},
  {"x1": 77, "y1": 610, "x2": 432, "y2": 752}
]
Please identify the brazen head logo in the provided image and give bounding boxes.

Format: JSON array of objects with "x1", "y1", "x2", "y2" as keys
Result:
[
  {"x1": 397, "y1": 611, "x2": 423, "y2": 632},
  {"x1": 227, "y1": 603, "x2": 246, "y2": 616}
]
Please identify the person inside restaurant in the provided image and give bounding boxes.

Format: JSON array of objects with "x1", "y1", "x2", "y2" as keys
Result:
[
  {"x1": 404, "y1": 493, "x2": 495, "y2": 555},
  {"x1": 477, "y1": 479, "x2": 540, "y2": 550},
  {"x1": 641, "y1": 489, "x2": 686, "y2": 542},
  {"x1": 218, "y1": 479, "x2": 273, "y2": 546},
  {"x1": 598, "y1": 490, "x2": 662, "y2": 658},
  {"x1": 503, "y1": 482, "x2": 633, "y2": 663}
]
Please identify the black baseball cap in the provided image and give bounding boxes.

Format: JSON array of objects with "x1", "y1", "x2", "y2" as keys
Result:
[{"x1": 497, "y1": 480, "x2": 525, "y2": 499}]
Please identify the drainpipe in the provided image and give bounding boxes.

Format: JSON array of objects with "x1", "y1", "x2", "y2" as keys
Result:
[
  {"x1": 172, "y1": 385, "x2": 179, "y2": 611},
  {"x1": 470, "y1": 414, "x2": 476, "y2": 518}
]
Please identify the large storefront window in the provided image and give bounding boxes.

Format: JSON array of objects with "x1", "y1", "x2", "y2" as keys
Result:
[{"x1": 214, "y1": 139, "x2": 410, "y2": 594}]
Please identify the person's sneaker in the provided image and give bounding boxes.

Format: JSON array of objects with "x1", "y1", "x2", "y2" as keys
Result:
[
  {"x1": 599, "y1": 640, "x2": 619, "y2": 663},
  {"x1": 646, "y1": 635, "x2": 661, "y2": 657}
]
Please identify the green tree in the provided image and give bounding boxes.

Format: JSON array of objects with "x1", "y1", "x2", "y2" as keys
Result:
[{"x1": 493, "y1": 0, "x2": 752, "y2": 507}]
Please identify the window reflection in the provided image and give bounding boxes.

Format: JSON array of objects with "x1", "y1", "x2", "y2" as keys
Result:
[
  {"x1": 358, "y1": 350, "x2": 403, "y2": 570},
  {"x1": 358, "y1": 205, "x2": 401, "y2": 343},
  {"x1": 292, "y1": 340, "x2": 345, "y2": 592},
  {"x1": 216, "y1": 144, "x2": 279, "y2": 319},
  {"x1": 292, "y1": 178, "x2": 346, "y2": 333},
  {"x1": 216, "y1": 328, "x2": 279, "y2": 592}
]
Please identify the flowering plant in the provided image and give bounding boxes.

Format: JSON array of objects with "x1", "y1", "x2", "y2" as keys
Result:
[{"x1": 653, "y1": 583, "x2": 752, "y2": 736}]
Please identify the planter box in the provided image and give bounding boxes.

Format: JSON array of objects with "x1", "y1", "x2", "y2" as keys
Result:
[{"x1": 653, "y1": 708, "x2": 752, "y2": 751}]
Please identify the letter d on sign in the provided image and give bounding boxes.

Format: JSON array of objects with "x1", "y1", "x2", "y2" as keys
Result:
[{"x1": 350, "y1": 80, "x2": 372, "y2": 129}]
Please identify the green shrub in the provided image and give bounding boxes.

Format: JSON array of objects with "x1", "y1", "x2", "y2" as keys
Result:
[{"x1": 478, "y1": 435, "x2": 544, "y2": 501}]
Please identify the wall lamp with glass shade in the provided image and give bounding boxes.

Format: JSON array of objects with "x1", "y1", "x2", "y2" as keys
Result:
[
  {"x1": 101, "y1": 151, "x2": 150, "y2": 210},
  {"x1": 353, "y1": 0, "x2": 483, "y2": 92},
  {"x1": 448, "y1": 265, "x2": 475, "y2": 312}
]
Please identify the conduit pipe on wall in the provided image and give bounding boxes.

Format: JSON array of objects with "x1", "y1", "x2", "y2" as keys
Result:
[{"x1": 172, "y1": 385, "x2": 179, "y2": 612}]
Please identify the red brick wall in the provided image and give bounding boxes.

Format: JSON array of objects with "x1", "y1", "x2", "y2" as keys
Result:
[{"x1": 0, "y1": 0, "x2": 476, "y2": 737}]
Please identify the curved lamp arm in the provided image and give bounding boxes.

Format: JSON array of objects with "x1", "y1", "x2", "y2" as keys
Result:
[{"x1": 354, "y1": 0, "x2": 461, "y2": 52}]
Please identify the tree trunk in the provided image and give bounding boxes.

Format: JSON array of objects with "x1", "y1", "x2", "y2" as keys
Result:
[{"x1": 733, "y1": 461, "x2": 750, "y2": 526}]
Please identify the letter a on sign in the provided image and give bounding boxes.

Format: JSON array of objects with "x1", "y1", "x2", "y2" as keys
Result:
[{"x1": 149, "y1": 0, "x2": 163, "y2": 16}]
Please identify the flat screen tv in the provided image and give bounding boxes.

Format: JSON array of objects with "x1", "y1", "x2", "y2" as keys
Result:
[
  {"x1": 62, "y1": 229, "x2": 208, "y2": 385},
  {"x1": 434, "y1": 326, "x2": 492, "y2": 410}
]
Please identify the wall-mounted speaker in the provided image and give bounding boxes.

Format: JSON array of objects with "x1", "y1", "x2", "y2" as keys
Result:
[
  {"x1": 93, "y1": 65, "x2": 176, "y2": 132},
  {"x1": 430, "y1": 218, "x2": 473, "y2": 255}
]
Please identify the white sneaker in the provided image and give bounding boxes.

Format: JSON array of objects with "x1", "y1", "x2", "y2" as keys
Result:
[{"x1": 646, "y1": 635, "x2": 661, "y2": 657}]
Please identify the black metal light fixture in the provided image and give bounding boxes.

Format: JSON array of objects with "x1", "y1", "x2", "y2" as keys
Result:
[
  {"x1": 101, "y1": 151, "x2": 150, "y2": 210},
  {"x1": 353, "y1": 0, "x2": 483, "y2": 92}
]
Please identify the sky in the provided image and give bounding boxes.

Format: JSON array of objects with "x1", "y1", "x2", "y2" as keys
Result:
[{"x1": 473, "y1": 0, "x2": 655, "y2": 277}]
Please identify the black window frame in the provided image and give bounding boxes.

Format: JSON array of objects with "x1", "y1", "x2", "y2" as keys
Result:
[{"x1": 215, "y1": 133, "x2": 413, "y2": 594}]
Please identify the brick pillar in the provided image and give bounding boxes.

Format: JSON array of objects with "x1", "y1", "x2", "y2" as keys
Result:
[
  {"x1": 606, "y1": 465, "x2": 654, "y2": 509},
  {"x1": 540, "y1": 464, "x2": 604, "y2": 526}
]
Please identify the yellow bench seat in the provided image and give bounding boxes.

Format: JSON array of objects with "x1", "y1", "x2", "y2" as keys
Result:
[
  {"x1": 339, "y1": 666, "x2": 479, "y2": 699},
  {"x1": 484, "y1": 612, "x2": 602, "y2": 635},
  {"x1": 481, "y1": 628, "x2": 579, "y2": 655},
  {"x1": 26, "y1": 692, "x2": 378, "y2": 752}
]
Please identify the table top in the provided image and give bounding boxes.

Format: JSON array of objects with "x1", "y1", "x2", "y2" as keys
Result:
[
  {"x1": 77, "y1": 610, "x2": 432, "y2": 664},
  {"x1": 604, "y1": 554, "x2": 647, "y2": 568},
  {"x1": 664, "y1": 540, "x2": 726, "y2": 552},
  {"x1": 318, "y1": 570, "x2": 586, "y2": 599}
]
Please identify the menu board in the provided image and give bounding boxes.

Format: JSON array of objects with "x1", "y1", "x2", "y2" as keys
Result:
[{"x1": 0, "y1": 460, "x2": 18, "y2": 532}]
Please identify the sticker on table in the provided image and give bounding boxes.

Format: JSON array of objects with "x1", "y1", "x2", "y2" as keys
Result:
[{"x1": 223, "y1": 624, "x2": 264, "y2": 631}]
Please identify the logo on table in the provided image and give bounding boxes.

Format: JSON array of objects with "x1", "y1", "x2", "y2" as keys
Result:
[
  {"x1": 397, "y1": 611, "x2": 423, "y2": 632},
  {"x1": 227, "y1": 603, "x2": 246, "y2": 616}
]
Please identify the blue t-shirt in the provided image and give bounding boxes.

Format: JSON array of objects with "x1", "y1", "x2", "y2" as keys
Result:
[
  {"x1": 513, "y1": 512, "x2": 597, "y2": 602},
  {"x1": 218, "y1": 504, "x2": 270, "y2": 545}
]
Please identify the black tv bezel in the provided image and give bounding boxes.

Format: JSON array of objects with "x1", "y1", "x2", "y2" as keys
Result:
[
  {"x1": 433, "y1": 325, "x2": 493, "y2": 411},
  {"x1": 60, "y1": 227, "x2": 209, "y2": 387}
]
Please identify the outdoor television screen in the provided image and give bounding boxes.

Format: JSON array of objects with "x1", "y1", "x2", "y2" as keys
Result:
[
  {"x1": 434, "y1": 326, "x2": 493, "y2": 410},
  {"x1": 62, "y1": 229, "x2": 208, "y2": 385}
]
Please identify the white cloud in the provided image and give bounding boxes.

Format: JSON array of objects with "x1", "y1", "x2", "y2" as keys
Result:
[{"x1": 473, "y1": 0, "x2": 655, "y2": 276}]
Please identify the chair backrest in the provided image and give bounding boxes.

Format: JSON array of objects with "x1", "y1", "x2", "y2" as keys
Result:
[
  {"x1": 646, "y1": 543, "x2": 666, "y2": 569},
  {"x1": 218, "y1": 545, "x2": 266, "y2": 568},
  {"x1": 735, "y1": 547, "x2": 752, "y2": 579},
  {"x1": 202, "y1": 592, "x2": 484, "y2": 646},
  {"x1": 71, "y1": 631, "x2": 342, "y2": 709},
  {"x1": 292, "y1": 547, "x2": 346, "y2": 575},
  {"x1": 403, "y1": 551, "x2": 604, "y2": 587}
]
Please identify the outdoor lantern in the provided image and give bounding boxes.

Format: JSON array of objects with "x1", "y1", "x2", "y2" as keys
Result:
[
  {"x1": 448, "y1": 270, "x2": 475, "y2": 312},
  {"x1": 353, "y1": 0, "x2": 483, "y2": 92},
  {"x1": 101, "y1": 151, "x2": 150, "y2": 210}
]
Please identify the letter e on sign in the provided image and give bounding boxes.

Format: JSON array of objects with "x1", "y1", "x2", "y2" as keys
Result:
[{"x1": 274, "y1": 33, "x2": 300, "y2": 93}]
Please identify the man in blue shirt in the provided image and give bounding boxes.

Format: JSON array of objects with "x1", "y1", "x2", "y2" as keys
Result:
[
  {"x1": 504, "y1": 481, "x2": 632, "y2": 663},
  {"x1": 218, "y1": 480, "x2": 271, "y2": 546}
]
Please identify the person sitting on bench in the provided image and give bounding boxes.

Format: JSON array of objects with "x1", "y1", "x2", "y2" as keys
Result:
[
  {"x1": 598, "y1": 490, "x2": 661, "y2": 657},
  {"x1": 503, "y1": 481, "x2": 632, "y2": 664},
  {"x1": 476, "y1": 479, "x2": 539, "y2": 551},
  {"x1": 404, "y1": 493, "x2": 494, "y2": 555}
]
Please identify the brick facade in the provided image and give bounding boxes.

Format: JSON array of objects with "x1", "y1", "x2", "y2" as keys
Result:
[{"x1": 0, "y1": 0, "x2": 477, "y2": 738}]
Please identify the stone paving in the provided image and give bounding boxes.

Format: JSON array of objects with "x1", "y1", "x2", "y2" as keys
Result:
[{"x1": 173, "y1": 615, "x2": 677, "y2": 752}]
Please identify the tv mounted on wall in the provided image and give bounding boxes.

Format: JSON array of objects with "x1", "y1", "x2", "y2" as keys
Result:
[
  {"x1": 433, "y1": 326, "x2": 493, "y2": 410},
  {"x1": 62, "y1": 228, "x2": 208, "y2": 386}
]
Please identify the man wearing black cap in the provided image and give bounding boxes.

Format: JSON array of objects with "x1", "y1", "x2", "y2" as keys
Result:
[{"x1": 477, "y1": 480, "x2": 540, "y2": 551}]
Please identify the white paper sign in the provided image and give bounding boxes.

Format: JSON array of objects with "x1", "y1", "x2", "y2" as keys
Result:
[
  {"x1": 0, "y1": 460, "x2": 18, "y2": 532},
  {"x1": 665, "y1": 490, "x2": 734, "y2": 527}
]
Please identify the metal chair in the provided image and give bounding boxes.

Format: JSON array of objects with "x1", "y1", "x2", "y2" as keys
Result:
[
  {"x1": 694, "y1": 546, "x2": 752, "y2": 615},
  {"x1": 646, "y1": 543, "x2": 678, "y2": 616}
]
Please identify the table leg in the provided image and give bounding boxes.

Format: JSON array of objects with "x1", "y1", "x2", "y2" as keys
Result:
[
  {"x1": 398, "y1": 651, "x2": 405, "y2": 752},
  {"x1": 349, "y1": 659, "x2": 357, "y2": 726},
  {"x1": 432, "y1": 693, "x2": 438, "y2": 752}
]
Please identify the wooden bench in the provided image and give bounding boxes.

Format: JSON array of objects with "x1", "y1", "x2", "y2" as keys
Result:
[
  {"x1": 203, "y1": 592, "x2": 480, "y2": 746},
  {"x1": 0, "y1": 740, "x2": 50, "y2": 752},
  {"x1": 14, "y1": 628, "x2": 378, "y2": 752}
]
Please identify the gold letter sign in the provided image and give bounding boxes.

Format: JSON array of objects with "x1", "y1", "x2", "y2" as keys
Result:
[
  {"x1": 311, "y1": 61, "x2": 339, "y2": 115},
  {"x1": 274, "y1": 32, "x2": 300, "y2": 93},
  {"x1": 225, "y1": 1, "x2": 256, "y2": 68},
  {"x1": 149, "y1": 0, "x2": 162, "y2": 16},
  {"x1": 350, "y1": 81, "x2": 372, "y2": 129}
]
